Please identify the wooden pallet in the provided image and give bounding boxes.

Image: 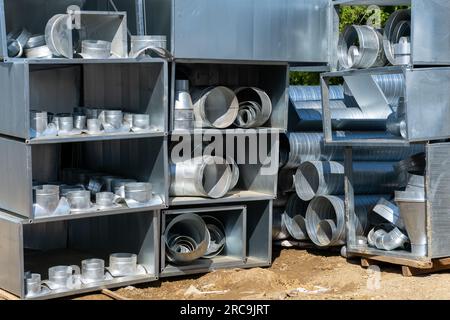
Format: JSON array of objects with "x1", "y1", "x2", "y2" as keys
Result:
[
  {"x1": 360, "y1": 256, "x2": 450, "y2": 277},
  {"x1": 0, "y1": 288, "x2": 129, "y2": 300}
]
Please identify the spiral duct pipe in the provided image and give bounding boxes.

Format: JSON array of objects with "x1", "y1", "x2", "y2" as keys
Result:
[
  {"x1": 283, "y1": 193, "x2": 310, "y2": 240},
  {"x1": 282, "y1": 132, "x2": 425, "y2": 169},
  {"x1": 295, "y1": 108, "x2": 387, "y2": 131},
  {"x1": 372, "y1": 74, "x2": 405, "y2": 106},
  {"x1": 295, "y1": 161, "x2": 401, "y2": 201},
  {"x1": 338, "y1": 25, "x2": 387, "y2": 69},
  {"x1": 305, "y1": 195, "x2": 382, "y2": 247},
  {"x1": 289, "y1": 85, "x2": 344, "y2": 103}
]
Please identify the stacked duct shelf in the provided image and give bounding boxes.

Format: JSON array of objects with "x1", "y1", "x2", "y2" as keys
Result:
[
  {"x1": 0, "y1": 2, "x2": 168, "y2": 299},
  {"x1": 344, "y1": 143, "x2": 450, "y2": 266},
  {"x1": 327, "y1": 0, "x2": 450, "y2": 271}
]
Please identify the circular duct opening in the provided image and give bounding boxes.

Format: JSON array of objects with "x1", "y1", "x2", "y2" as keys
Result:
[
  {"x1": 295, "y1": 162, "x2": 320, "y2": 201},
  {"x1": 201, "y1": 160, "x2": 231, "y2": 199},
  {"x1": 202, "y1": 87, "x2": 238, "y2": 128},
  {"x1": 316, "y1": 220, "x2": 335, "y2": 247}
]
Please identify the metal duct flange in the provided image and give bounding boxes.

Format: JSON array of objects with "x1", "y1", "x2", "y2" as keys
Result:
[
  {"x1": 130, "y1": 35, "x2": 170, "y2": 59},
  {"x1": 283, "y1": 193, "x2": 309, "y2": 240},
  {"x1": 81, "y1": 40, "x2": 112, "y2": 59},
  {"x1": 170, "y1": 156, "x2": 233, "y2": 199},
  {"x1": 338, "y1": 25, "x2": 386, "y2": 69},
  {"x1": 24, "y1": 45, "x2": 53, "y2": 59},
  {"x1": 192, "y1": 87, "x2": 239, "y2": 129},
  {"x1": 81, "y1": 259, "x2": 105, "y2": 282},
  {"x1": 233, "y1": 87, "x2": 272, "y2": 128},
  {"x1": 67, "y1": 190, "x2": 91, "y2": 211},
  {"x1": 383, "y1": 9, "x2": 411, "y2": 65},
  {"x1": 165, "y1": 213, "x2": 210, "y2": 264},
  {"x1": 295, "y1": 161, "x2": 400, "y2": 201},
  {"x1": 109, "y1": 253, "x2": 138, "y2": 276},
  {"x1": 33, "y1": 185, "x2": 60, "y2": 214}
]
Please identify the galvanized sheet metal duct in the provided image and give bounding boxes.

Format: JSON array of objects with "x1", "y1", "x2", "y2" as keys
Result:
[
  {"x1": 289, "y1": 85, "x2": 344, "y2": 103},
  {"x1": 273, "y1": 207, "x2": 290, "y2": 241},
  {"x1": 165, "y1": 213, "x2": 210, "y2": 264},
  {"x1": 338, "y1": 25, "x2": 387, "y2": 69},
  {"x1": 170, "y1": 156, "x2": 233, "y2": 199},
  {"x1": 305, "y1": 195, "x2": 381, "y2": 247},
  {"x1": 283, "y1": 193, "x2": 309, "y2": 240},
  {"x1": 383, "y1": 9, "x2": 411, "y2": 66},
  {"x1": 192, "y1": 87, "x2": 239, "y2": 129},
  {"x1": 295, "y1": 161, "x2": 401, "y2": 201},
  {"x1": 295, "y1": 108, "x2": 387, "y2": 131},
  {"x1": 282, "y1": 132, "x2": 424, "y2": 169}
]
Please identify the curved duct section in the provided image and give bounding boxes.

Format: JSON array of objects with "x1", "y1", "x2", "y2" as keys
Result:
[
  {"x1": 170, "y1": 156, "x2": 233, "y2": 199},
  {"x1": 306, "y1": 195, "x2": 381, "y2": 247},
  {"x1": 284, "y1": 193, "x2": 310, "y2": 240},
  {"x1": 192, "y1": 86, "x2": 239, "y2": 129},
  {"x1": 282, "y1": 132, "x2": 424, "y2": 169},
  {"x1": 368, "y1": 226, "x2": 409, "y2": 251},
  {"x1": 295, "y1": 161, "x2": 401, "y2": 201}
]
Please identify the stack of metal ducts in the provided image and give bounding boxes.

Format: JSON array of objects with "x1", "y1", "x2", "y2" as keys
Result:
[
  {"x1": 289, "y1": 74, "x2": 405, "y2": 133},
  {"x1": 274, "y1": 85, "x2": 424, "y2": 249}
]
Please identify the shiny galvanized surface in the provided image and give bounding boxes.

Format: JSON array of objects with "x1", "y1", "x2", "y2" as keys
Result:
[
  {"x1": 0, "y1": 0, "x2": 146, "y2": 59},
  {"x1": 0, "y1": 138, "x2": 33, "y2": 217},
  {"x1": 145, "y1": 0, "x2": 330, "y2": 62},
  {"x1": 322, "y1": 67, "x2": 450, "y2": 145},
  {"x1": 0, "y1": 213, "x2": 24, "y2": 297},
  {"x1": 335, "y1": 0, "x2": 450, "y2": 65},
  {"x1": 0, "y1": 211, "x2": 159, "y2": 299},
  {"x1": 0, "y1": 137, "x2": 168, "y2": 219},
  {"x1": 170, "y1": 61, "x2": 288, "y2": 132},
  {"x1": 427, "y1": 143, "x2": 450, "y2": 258},
  {"x1": 161, "y1": 206, "x2": 247, "y2": 277},
  {"x1": 0, "y1": 59, "x2": 167, "y2": 140}
]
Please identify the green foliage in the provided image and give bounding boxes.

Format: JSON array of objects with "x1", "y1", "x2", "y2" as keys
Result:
[{"x1": 290, "y1": 5, "x2": 408, "y2": 86}]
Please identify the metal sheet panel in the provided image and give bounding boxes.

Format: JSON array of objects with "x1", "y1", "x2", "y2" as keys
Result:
[
  {"x1": 146, "y1": 0, "x2": 330, "y2": 62},
  {"x1": 427, "y1": 143, "x2": 450, "y2": 258},
  {"x1": 246, "y1": 201, "x2": 272, "y2": 264},
  {"x1": 406, "y1": 68, "x2": 450, "y2": 141},
  {"x1": 412, "y1": 0, "x2": 450, "y2": 65},
  {"x1": 0, "y1": 139, "x2": 32, "y2": 218},
  {"x1": 83, "y1": 61, "x2": 167, "y2": 133},
  {"x1": 0, "y1": 63, "x2": 28, "y2": 139},
  {"x1": 0, "y1": 216, "x2": 23, "y2": 297}
]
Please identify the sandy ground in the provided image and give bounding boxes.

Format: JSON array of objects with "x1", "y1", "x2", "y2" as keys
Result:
[{"x1": 72, "y1": 248, "x2": 450, "y2": 300}]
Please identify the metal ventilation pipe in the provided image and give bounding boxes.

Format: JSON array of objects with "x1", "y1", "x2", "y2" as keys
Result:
[
  {"x1": 170, "y1": 156, "x2": 233, "y2": 199},
  {"x1": 383, "y1": 9, "x2": 411, "y2": 66},
  {"x1": 282, "y1": 132, "x2": 424, "y2": 169},
  {"x1": 368, "y1": 227, "x2": 409, "y2": 251},
  {"x1": 192, "y1": 86, "x2": 239, "y2": 129},
  {"x1": 295, "y1": 108, "x2": 387, "y2": 131},
  {"x1": 306, "y1": 195, "x2": 381, "y2": 247},
  {"x1": 295, "y1": 161, "x2": 400, "y2": 201},
  {"x1": 338, "y1": 25, "x2": 386, "y2": 69},
  {"x1": 272, "y1": 207, "x2": 290, "y2": 240},
  {"x1": 283, "y1": 193, "x2": 310, "y2": 240},
  {"x1": 289, "y1": 85, "x2": 344, "y2": 102}
]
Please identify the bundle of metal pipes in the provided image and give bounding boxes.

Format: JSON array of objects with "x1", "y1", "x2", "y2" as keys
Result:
[{"x1": 274, "y1": 85, "x2": 424, "y2": 248}]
